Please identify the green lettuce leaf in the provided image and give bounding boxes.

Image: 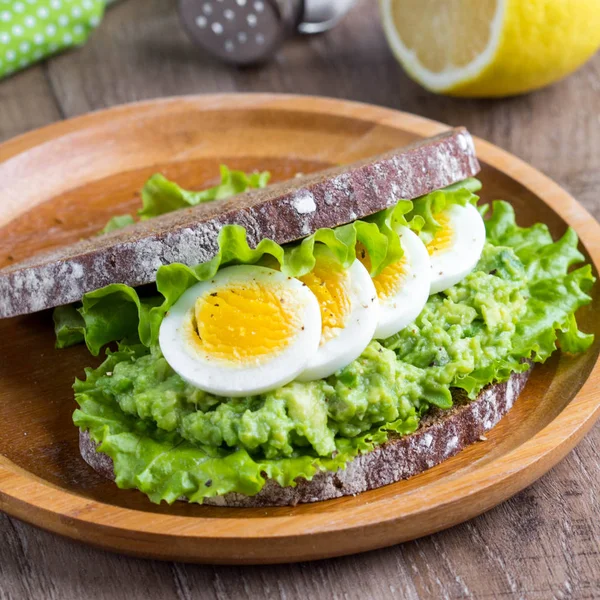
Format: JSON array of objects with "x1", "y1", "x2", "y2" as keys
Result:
[
  {"x1": 97, "y1": 166, "x2": 270, "y2": 235},
  {"x1": 53, "y1": 304, "x2": 86, "y2": 349},
  {"x1": 485, "y1": 200, "x2": 594, "y2": 356},
  {"x1": 138, "y1": 166, "x2": 270, "y2": 220},
  {"x1": 73, "y1": 344, "x2": 419, "y2": 504},
  {"x1": 98, "y1": 214, "x2": 136, "y2": 235},
  {"x1": 454, "y1": 201, "x2": 594, "y2": 395},
  {"x1": 407, "y1": 177, "x2": 481, "y2": 245},
  {"x1": 557, "y1": 314, "x2": 595, "y2": 354}
]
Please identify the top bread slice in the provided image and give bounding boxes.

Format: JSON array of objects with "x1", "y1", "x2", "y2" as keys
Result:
[{"x1": 0, "y1": 128, "x2": 479, "y2": 318}]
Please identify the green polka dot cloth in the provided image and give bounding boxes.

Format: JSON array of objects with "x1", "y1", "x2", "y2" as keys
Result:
[{"x1": 0, "y1": 0, "x2": 108, "y2": 79}]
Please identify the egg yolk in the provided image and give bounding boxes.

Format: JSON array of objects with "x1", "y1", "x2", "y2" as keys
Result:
[
  {"x1": 299, "y1": 256, "x2": 351, "y2": 345},
  {"x1": 356, "y1": 242, "x2": 408, "y2": 300},
  {"x1": 372, "y1": 259, "x2": 408, "y2": 299},
  {"x1": 189, "y1": 282, "x2": 302, "y2": 364},
  {"x1": 427, "y1": 211, "x2": 454, "y2": 256}
]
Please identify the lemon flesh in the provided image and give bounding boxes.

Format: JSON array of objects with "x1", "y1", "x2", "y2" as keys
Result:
[{"x1": 380, "y1": 0, "x2": 600, "y2": 97}]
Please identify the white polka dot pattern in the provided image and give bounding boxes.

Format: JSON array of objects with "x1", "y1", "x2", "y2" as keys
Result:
[{"x1": 0, "y1": 0, "x2": 104, "y2": 78}]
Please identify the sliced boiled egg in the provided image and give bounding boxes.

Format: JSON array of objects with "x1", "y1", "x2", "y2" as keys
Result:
[
  {"x1": 295, "y1": 249, "x2": 379, "y2": 382},
  {"x1": 427, "y1": 203, "x2": 486, "y2": 295},
  {"x1": 159, "y1": 265, "x2": 322, "y2": 397},
  {"x1": 357, "y1": 226, "x2": 431, "y2": 340}
]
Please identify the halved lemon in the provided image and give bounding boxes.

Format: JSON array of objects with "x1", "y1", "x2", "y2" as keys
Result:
[{"x1": 379, "y1": 0, "x2": 600, "y2": 97}]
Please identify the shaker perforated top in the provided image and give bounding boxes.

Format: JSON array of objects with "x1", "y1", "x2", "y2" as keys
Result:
[{"x1": 178, "y1": 0, "x2": 302, "y2": 64}]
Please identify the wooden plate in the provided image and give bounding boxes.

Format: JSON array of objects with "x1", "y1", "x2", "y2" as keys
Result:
[{"x1": 0, "y1": 95, "x2": 599, "y2": 565}]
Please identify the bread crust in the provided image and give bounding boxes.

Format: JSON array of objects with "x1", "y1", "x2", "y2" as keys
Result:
[
  {"x1": 0, "y1": 128, "x2": 479, "y2": 318},
  {"x1": 79, "y1": 367, "x2": 530, "y2": 507}
]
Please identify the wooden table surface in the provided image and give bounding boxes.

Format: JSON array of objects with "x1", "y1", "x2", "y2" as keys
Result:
[{"x1": 1, "y1": 1, "x2": 599, "y2": 598}]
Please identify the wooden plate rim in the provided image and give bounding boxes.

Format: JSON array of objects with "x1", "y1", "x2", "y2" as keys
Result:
[{"x1": 1, "y1": 94, "x2": 599, "y2": 561}]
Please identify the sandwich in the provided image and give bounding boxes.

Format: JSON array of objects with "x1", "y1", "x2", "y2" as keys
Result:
[{"x1": 0, "y1": 129, "x2": 594, "y2": 507}]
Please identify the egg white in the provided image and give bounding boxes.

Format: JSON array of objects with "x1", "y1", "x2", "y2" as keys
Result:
[
  {"x1": 429, "y1": 203, "x2": 486, "y2": 295},
  {"x1": 296, "y1": 259, "x2": 379, "y2": 382},
  {"x1": 159, "y1": 265, "x2": 322, "y2": 397},
  {"x1": 374, "y1": 226, "x2": 431, "y2": 340}
]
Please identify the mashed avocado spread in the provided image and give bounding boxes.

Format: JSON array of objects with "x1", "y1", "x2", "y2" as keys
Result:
[{"x1": 59, "y1": 176, "x2": 594, "y2": 504}]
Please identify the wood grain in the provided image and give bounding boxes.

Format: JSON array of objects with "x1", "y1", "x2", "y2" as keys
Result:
[{"x1": 0, "y1": 0, "x2": 599, "y2": 596}]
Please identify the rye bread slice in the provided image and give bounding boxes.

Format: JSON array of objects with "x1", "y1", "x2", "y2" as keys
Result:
[
  {"x1": 0, "y1": 128, "x2": 479, "y2": 319},
  {"x1": 79, "y1": 367, "x2": 530, "y2": 507}
]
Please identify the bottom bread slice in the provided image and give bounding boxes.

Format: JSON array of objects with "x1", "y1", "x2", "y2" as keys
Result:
[{"x1": 79, "y1": 367, "x2": 531, "y2": 507}]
